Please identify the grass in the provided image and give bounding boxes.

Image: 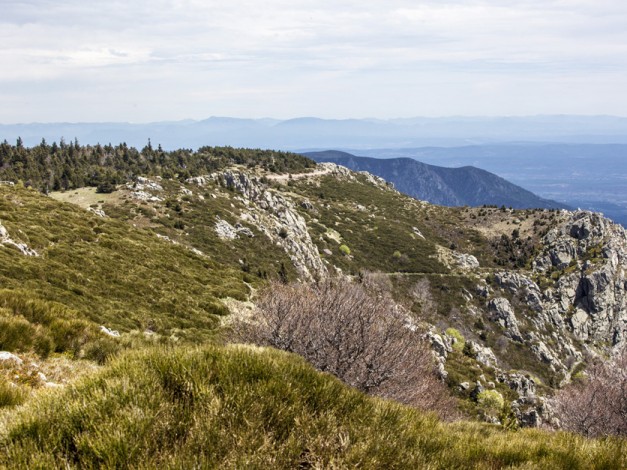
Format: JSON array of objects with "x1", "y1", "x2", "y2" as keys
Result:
[
  {"x1": 0, "y1": 344, "x2": 624, "y2": 469},
  {"x1": 0, "y1": 186, "x2": 246, "y2": 341}
]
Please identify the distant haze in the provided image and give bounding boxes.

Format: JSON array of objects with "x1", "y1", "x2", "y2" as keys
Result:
[
  {"x1": 4, "y1": 116, "x2": 627, "y2": 150},
  {"x1": 3, "y1": 1, "x2": 627, "y2": 122}
]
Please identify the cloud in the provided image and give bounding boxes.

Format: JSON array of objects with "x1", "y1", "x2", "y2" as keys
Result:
[{"x1": 1, "y1": 1, "x2": 627, "y2": 121}]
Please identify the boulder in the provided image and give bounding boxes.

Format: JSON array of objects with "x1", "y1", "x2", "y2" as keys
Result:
[{"x1": 0, "y1": 351, "x2": 23, "y2": 365}]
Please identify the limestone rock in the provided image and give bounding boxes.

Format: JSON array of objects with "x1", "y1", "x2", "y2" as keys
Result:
[
  {"x1": 214, "y1": 217, "x2": 239, "y2": 240},
  {"x1": 0, "y1": 351, "x2": 23, "y2": 365},
  {"x1": 100, "y1": 325, "x2": 120, "y2": 337},
  {"x1": 487, "y1": 298, "x2": 523, "y2": 342},
  {"x1": 467, "y1": 340, "x2": 499, "y2": 368},
  {"x1": 453, "y1": 252, "x2": 480, "y2": 269},
  {"x1": 497, "y1": 373, "x2": 536, "y2": 398},
  {"x1": 188, "y1": 170, "x2": 328, "y2": 280},
  {"x1": 0, "y1": 221, "x2": 38, "y2": 256}
]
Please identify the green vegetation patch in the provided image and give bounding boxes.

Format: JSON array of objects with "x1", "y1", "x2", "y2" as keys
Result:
[
  {"x1": 0, "y1": 345, "x2": 624, "y2": 469},
  {"x1": 0, "y1": 186, "x2": 245, "y2": 341}
]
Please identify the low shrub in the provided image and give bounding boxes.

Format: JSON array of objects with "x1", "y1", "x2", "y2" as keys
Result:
[
  {"x1": 445, "y1": 327, "x2": 466, "y2": 352},
  {"x1": 0, "y1": 378, "x2": 27, "y2": 408},
  {"x1": 235, "y1": 279, "x2": 458, "y2": 419}
]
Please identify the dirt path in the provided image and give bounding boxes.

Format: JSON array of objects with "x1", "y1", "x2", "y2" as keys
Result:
[{"x1": 265, "y1": 166, "x2": 333, "y2": 182}]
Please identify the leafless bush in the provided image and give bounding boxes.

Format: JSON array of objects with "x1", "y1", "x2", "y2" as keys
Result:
[
  {"x1": 551, "y1": 349, "x2": 627, "y2": 437},
  {"x1": 235, "y1": 278, "x2": 458, "y2": 419},
  {"x1": 410, "y1": 278, "x2": 436, "y2": 315}
]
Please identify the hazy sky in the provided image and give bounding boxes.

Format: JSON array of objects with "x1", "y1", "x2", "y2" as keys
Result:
[{"x1": 2, "y1": 0, "x2": 627, "y2": 123}]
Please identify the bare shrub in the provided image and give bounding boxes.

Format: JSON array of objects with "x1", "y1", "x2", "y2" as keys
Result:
[
  {"x1": 410, "y1": 278, "x2": 435, "y2": 316},
  {"x1": 236, "y1": 278, "x2": 458, "y2": 419},
  {"x1": 551, "y1": 349, "x2": 627, "y2": 437}
]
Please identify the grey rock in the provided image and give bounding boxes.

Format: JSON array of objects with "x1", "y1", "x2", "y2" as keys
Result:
[
  {"x1": 453, "y1": 252, "x2": 480, "y2": 269},
  {"x1": 497, "y1": 373, "x2": 536, "y2": 398},
  {"x1": 467, "y1": 340, "x2": 499, "y2": 368},
  {"x1": 427, "y1": 332, "x2": 452, "y2": 359},
  {"x1": 487, "y1": 298, "x2": 523, "y2": 342},
  {"x1": 0, "y1": 351, "x2": 23, "y2": 365},
  {"x1": 300, "y1": 199, "x2": 314, "y2": 210},
  {"x1": 0, "y1": 221, "x2": 39, "y2": 256},
  {"x1": 214, "y1": 217, "x2": 239, "y2": 240}
]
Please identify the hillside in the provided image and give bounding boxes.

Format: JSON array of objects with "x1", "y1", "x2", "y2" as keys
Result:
[
  {"x1": 1, "y1": 345, "x2": 624, "y2": 468},
  {"x1": 304, "y1": 150, "x2": 568, "y2": 209},
  {"x1": 0, "y1": 143, "x2": 626, "y2": 464}
]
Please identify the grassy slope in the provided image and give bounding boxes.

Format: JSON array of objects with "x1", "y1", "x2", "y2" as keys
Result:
[
  {"x1": 0, "y1": 344, "x2": 623, "y2": 469},
  {"x1": 0, "y1": 186, "x2": 246, "y2": 341}
]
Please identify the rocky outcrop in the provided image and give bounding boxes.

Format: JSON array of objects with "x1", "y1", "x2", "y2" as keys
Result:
[
  {"x1": 127, "y1": 177, "x2": 164, "y2": 202},
  {"x1": 533, "y1": 211, "x2": 627, "y2": 348},
  {"x1": 467, "y1": 340, "x2": 499, "y2": 368},
  {"x1": 453, "y1": 252, "x2": 480, "y2": 269},
  {"x1": 189, "y1": 170, "x2": 327, "y2": 281},
  {"x1": 487, "y1": 298, "x2": 523, "y2": 342},
  {"x1": 0, "y1": 222, "x2": 38, "y2": 256}
]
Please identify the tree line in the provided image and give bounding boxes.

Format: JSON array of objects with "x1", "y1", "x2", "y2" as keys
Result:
[{"x1": 0, "y1": 138, "x2": 316, "y2": 193}]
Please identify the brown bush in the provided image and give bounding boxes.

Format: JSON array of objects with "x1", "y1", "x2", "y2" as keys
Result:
[
  {"x1": 235, "y1": 278, "x2": 458, "y2": 419},
  {"x1": 551, "y1": 349, "x2": 627, "y2": 437}
]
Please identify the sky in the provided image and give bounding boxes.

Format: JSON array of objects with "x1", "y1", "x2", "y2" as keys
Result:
[{"x1": 2, "y1": 0, "x2": 627, "y2": 123}]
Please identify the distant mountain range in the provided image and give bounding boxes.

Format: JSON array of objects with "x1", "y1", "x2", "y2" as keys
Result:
[
  {"x1": 303, "y1": 150, "x2": 569, "y2": 210},
  {"x1": 4, "y1": 115, "x2": 627, "y2": 150}
]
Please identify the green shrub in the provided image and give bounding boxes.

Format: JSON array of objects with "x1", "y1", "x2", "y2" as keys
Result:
[
  {"x1": 339, "y1": 244, "x2": 351, "y2": 256},
  {"x1": 0, "y1": 316, "x2": 35, "y2": 352},
  {"x1": 83, "y1": 337, "x2": 122, "y2": 365},
  {"x1": 477, "y1": 390, "x2": 505, "y2": 417},
  {"x1": 48, "y1": 318, "x2": 95, "y2": 357},
  {"x1": 445, "y1": 327, "x2": 465, "y2": 352},
  {"x1": 0, "y1": 378, "x2": 27, "y2": 408}
]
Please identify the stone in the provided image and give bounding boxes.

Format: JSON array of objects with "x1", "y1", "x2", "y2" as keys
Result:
[
  {"x1": 487, "y1": 298, "x2": 523, "y2": 342},
  {"x1": 497, "y1": 373, "x2": 536, "y2": 398},
  {"x1": 214, "y1": 217, "x2": 239, "y2": 240},
  {"x1": 0, "y1": 222, "x2": 39, "y2": 256},
  {"x1": 100, "y1": 325, "x2": 120, "y2": 337},
  {"x1": 467, "y1": 340, "x2": 499, "y2": 368},
  {"x1": 453, "y1": 252, "x2": 480, "y2": 269},
  {"x1": 88, "y1": 207, "x2": 106, "y2": 217},
  {"x1": 412, "y1": 227, "x2": 426, "y2": 239},
  {"x1": 427, "y1": 332, "x2": 451, "y2": 359},
  {"x1": 0, "y1": 351, "x2": 23, "y2": 365},
  {"x1": 234, "y1": 223, "x2": 255, "y2": 238}
]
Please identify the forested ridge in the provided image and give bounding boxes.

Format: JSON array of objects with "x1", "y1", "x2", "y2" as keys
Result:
[{"x1": 0, "y1": 138, "x2": 315, "y2": 192}]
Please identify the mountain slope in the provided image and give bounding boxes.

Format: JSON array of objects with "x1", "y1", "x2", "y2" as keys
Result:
[
  {"x1": 304, "y1": 150, "x2": 568, "y2": 209},
  {"x1": 1, "y1": 143, "x2": 627, "y2": 441}
]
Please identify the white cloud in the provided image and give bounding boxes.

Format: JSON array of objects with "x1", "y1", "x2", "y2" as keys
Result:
[{"x1": 1, "y1": 0, "x2": 627, "y2": 121}]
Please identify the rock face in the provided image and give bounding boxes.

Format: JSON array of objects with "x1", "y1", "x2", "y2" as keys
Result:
[
  {"x1": 467, "y1": 340, "x2": 499, "y2": 368},
  {"x1": 190, "y1": 169, "x2": 327, "y2": 281},
  {"x1": 535, "y1": 211, "x2": 627, "y2": 348},
  {"x1": 487, "y1": 298, "x2": 523, "y2": 342}
]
